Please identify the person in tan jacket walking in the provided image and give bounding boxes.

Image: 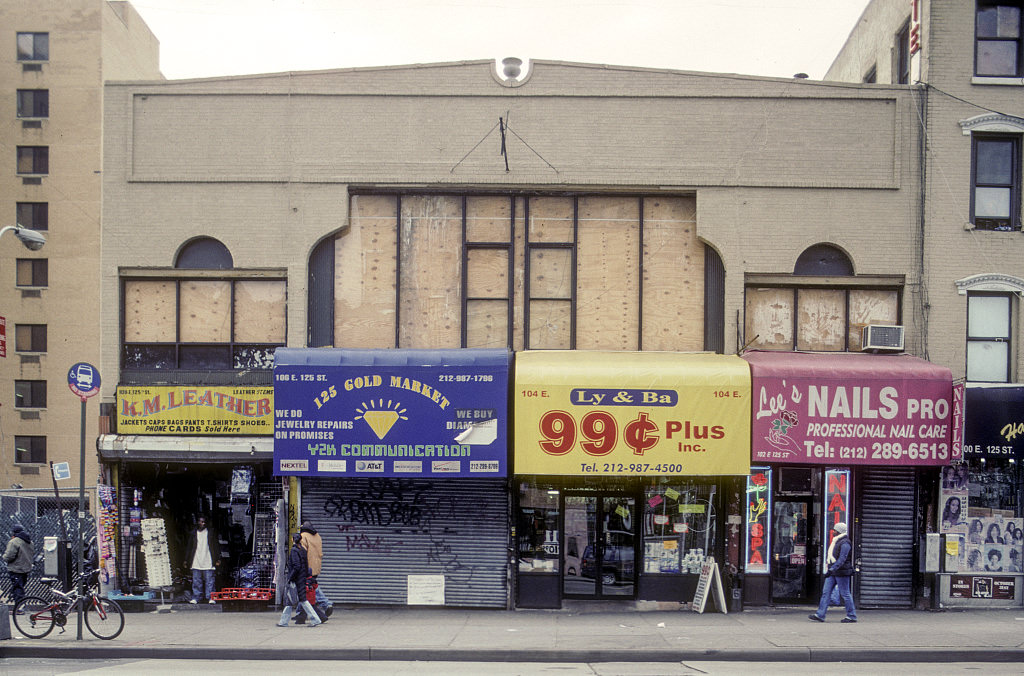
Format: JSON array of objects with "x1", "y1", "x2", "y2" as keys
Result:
[{"x1": 294, "y1": 520, "x2": 333, "y2": 623}]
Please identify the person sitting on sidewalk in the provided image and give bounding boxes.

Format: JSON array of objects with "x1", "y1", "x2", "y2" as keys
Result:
[
  {"x1": 277, "y1": 533, "x2": 322, "y2": 628},
  {"x1": 809, "y1": 522, "x2": 857, "y2": 623}
]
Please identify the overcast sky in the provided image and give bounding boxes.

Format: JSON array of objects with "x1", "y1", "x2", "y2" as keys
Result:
[{"x1": 130, "y1": 0, "x2": 872, "y2": 81}]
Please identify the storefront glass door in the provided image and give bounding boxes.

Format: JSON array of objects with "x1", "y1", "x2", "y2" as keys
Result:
[
  {"x1": 563, "y1": 492, "x2": 636, "y2": 598},
  {"x1": 771, "y1": 499, "x2": 812, "y2": 601}
]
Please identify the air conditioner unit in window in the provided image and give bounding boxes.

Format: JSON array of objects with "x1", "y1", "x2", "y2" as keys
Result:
[{"x1": 861, "y1": 325, "x2": 904, "y2": 352}]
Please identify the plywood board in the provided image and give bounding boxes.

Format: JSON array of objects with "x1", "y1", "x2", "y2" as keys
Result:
[
  {"x1": 179, "y1": 280, "x2": 230, "y2": 342},
  {"x1": 234, "y1": 280, "x2": 286, "y2": 343},
  {"x1": 399, "y1": 195, "x2": 462, "y2": 348},
  {"x1": 576, "y1": 196, "x2": 640, "y2": 350},
  {"x1": 466, "y1": 195, "x2": 512, "y2": 242},
  {"x1": 336, "y1": 194, "x2": 397, "y2": 348},
  {"x1": 124, "y1": 280, "x2": 176, "y2": 342},
  {"x1": 529, "y1": 248, "x2": 572, "y2": 299},
  {"x1": 796, "y1": 288, "x2": 846, "y2": 351},
  {"x1": 642, "y1": 197, "x2": 703, "y2": 351},
  {"x1": 466, "y1": 248, "x2": 509, "y2": 299},
  {"x1": 528, "y1": 196, "x2": 574, "y2": 243},
  {"x1": 511, "y1": 197, "x2": 527, "y2": 351},
  {"x1": 848, "y1": 289, "x2": 899, "y2": 350},
  {"x1": 745, "y1": 288, "x2": 794, "y2": 349},
  {"x1": 466, "y1": 299, "x2": 509, "y2": 348},
  {"x1": 529, "y1": 300, "x2": 571, "y2": 349}
]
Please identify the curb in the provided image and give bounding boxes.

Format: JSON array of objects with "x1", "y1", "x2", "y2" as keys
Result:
[{"x1": 3, "y1": 645, "x2": 1024, "y2": 663}]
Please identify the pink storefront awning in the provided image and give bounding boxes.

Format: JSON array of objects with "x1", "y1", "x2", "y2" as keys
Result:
[{"x1": 742, "y1": 350, "x2": 957, "y2": 467}]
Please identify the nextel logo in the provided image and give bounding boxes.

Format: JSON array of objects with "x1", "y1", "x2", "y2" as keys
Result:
[{"x1": 279, "y1": 459, "x2": 308, "y2": 472}]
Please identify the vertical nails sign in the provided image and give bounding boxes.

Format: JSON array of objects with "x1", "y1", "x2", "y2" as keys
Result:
[
  {"x1": 745, "y1": 467, "x2": 772, "y2": 574},
  {"x1": 823, "y1": 468, "x2": 850, "y2": 573}
]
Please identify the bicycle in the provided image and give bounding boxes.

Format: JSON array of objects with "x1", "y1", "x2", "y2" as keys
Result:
[{"x1": 12, "y1": 569, "x2": 124, "y2": 640}]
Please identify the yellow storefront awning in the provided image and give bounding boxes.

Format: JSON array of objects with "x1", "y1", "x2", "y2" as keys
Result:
[{"x1": 514, "y1": 351, "x2": 751, "y2": 477}]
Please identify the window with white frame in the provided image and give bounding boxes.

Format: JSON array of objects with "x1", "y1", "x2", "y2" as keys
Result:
[
  {"x1": 976, "y1": 1, "x2": 1023, "y2": 77},
  {"x1": 967, "y1": 292, "x2": 1012, "y2": 382}
]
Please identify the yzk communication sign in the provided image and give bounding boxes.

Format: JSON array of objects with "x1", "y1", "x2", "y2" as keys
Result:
[
  {"x1": 514, "y1": 351, "x2": 751, "y2": 476},
  {"x1": 117, "y1": 386, "x2": 274, "y2": 435}
]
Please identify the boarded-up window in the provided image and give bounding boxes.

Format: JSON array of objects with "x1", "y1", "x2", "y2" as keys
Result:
[
  {"x1": 848, "y1": 289, "x2": 899, "y2": 350},
  {"x1": 745, "y1": 288, "x2": 794, "y2": 350},
  {"x1": 338, "y1": 192, "x2": 702, "y2": 351},
  {"x1": 125, "y1": 280, "x2": 176, "y2": 342},
  {"x1": 235, "y1": 280, "x2": 287, "y2": 343},
  {"x1": 122, "y1": 277, "x2": 286, "y2": 370},
  {"x1": 337, "y1": 194, "x2": 398, "y2": 348},
  {"x1": 796, "y1": 288, "x2": 846, "y2": 351},
  {"x1": 745, "y1": 286, "x2": 900, "y2": 352}
]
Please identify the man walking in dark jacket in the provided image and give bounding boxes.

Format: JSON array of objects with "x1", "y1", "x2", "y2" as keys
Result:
[
  {"x1": 809, "y1": 521, "x2": 857, "y2": 623},
  {"x1": 4, "y1": 524, "x2": 33, "y2": 604}
]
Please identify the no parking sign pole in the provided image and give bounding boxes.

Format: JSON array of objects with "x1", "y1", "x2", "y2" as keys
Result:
[{"x1": 68, "y1": 363, "x2": 100, "y2": 641}]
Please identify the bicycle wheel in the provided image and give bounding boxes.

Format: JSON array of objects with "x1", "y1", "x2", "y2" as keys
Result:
[
  {"x1": 12, "y1": 596, "x2": 56, "y2": 639},
  {"x1": 84, "y1": 595, "x2": 124, "y2": 640}
]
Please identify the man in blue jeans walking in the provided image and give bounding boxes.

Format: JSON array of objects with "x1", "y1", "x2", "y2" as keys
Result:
[
  {"x1": 809, "y1": 521, "x2": 857, "y2": 623},
  {"x1": 185, "y1": 516, "x2": 221, "y2": 604}
]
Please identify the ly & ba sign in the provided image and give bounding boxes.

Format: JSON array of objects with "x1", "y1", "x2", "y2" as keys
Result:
[{"x1": 515, "y1": 351, "x2": 751, "y2": 476}]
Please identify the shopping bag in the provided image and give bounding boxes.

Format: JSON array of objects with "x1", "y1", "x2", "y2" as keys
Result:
[
  {"x1": 284, "y1": 582, "x2": 299, "y2": 607},
  {"x1": 829, "y1": 586, "x2": 842, "y2": 606},
  {"x1": 306, "y1": 580, "x2": 318, "y2": 604}
]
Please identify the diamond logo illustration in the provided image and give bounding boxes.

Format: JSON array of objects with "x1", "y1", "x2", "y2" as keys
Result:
[{"x1": 356, "y1": 399, "x2": 407, "y2": 440}]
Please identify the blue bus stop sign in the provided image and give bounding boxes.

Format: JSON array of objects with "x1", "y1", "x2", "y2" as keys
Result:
[{"x1": 67, "y1": 362, "x2": 100, "y2": 401}]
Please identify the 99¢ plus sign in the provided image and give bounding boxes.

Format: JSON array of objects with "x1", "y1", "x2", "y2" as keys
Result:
[{"x1": 537, "y1": 409, "x2": 725, "y2": 456}]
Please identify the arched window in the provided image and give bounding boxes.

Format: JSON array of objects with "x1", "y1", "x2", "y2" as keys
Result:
[
  {"x1": 175, "y1": 237, "x2": 233, "y2": 269},
  {"x1": 793, "y1": 244, "x2": 853, "y2": 276}
]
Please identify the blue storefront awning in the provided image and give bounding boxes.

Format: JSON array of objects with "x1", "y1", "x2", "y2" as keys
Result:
[{"x1": 272, "y1": 348, "x2": 511, "y2": 478}]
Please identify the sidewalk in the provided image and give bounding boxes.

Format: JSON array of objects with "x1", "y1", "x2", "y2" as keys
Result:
[{"x1": 2, "y1": 603, "x2": 1023, "y2": 663}]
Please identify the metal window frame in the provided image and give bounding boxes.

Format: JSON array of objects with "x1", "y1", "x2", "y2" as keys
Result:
[
  {"x1": 120, "y1": 276, "x2": 287, "y2": 370},
  {"x1": 966, "y1": 290, "x2": 1013, "y2": 382},
  {"x1": 16, "y1": 89, "x2": 48, "y2": 118},
  {"x1": 15, "y1": 323, "x2": 46, "y2": 353},
  {"x1": 974, "y1": 0, "x2": 1024, "y2": 78},
  {"x1": 15, "y1": 202, "x2": 47, "y2": 231},
  {"x1": 742, "y1": 282, "x2": 904, "y2": 352},
  {"x1": 14, "y1": 379, "x2": 46, "y2": 409},
  {"x1": 970, "y1": 133, "x2": 1021, "y2": 231},
  {"x1": 13, "y1": 435, "x2": 46, "y2": 465},
  {"x1": 461, "y1": 195, "x2": 515, "y2": 349},
  {"x1": 896, "y1": 19, "x2": 912, "y2": 84},
  {"x1": 15, "y1": 258, "x2": 47, "y2": 287},
  {"x1": 524, "y1": 196, "x2": 578, "y2": 350},
  {"x1": 16, "y1": 146, "x2": 48, "y2": 175},
  {"x1": 15, "y1": 32, "x2": 48, "y2": 61}
]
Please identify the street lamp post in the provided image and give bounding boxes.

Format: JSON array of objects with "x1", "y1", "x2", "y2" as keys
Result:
[{"x1": 0, "y1": 224, "x2": 46, "y2": 250}]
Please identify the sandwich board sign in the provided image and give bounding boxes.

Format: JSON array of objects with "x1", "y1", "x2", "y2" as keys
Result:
[{"x1": 691, "y1": 556, "x2": 728, "y2": 614}]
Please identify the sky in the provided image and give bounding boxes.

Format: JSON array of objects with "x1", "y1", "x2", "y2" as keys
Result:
[{"x1": 130, "y1": 0, "x2": 873, "y2": 81}]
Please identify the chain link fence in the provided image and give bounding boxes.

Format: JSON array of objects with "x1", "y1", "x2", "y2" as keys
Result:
[{"x1": 0, "y1": 489, "x2": 96, "y2": 603}]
